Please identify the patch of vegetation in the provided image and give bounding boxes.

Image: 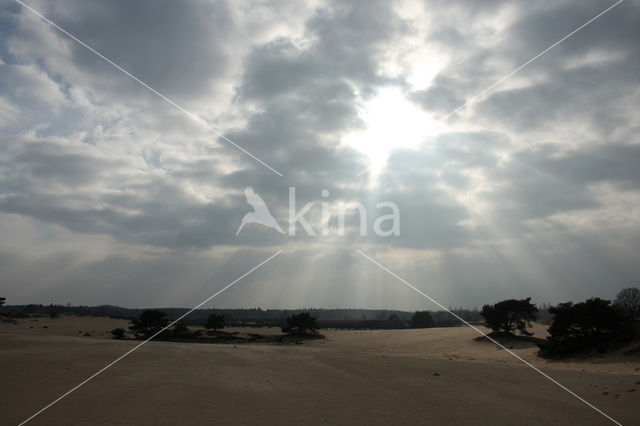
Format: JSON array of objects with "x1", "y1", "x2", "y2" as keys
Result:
[
  {"x1": 204, "y1": 314, "x2": 225, "y2": 332},
  {"x1": 129, "y1": 309, "x2": 169, "y2": 338},
  {"x1": 410, "y1": 311, "x2": 434, "y2": 328},
  {"x1": 111, "y1": 328, "x2": 126, "y2": 339},
  {"x1": 615, "y1": 287, "x2": 640, "y2": 319},
  {"x1": 480, "y1": 298, "x2": 538, "y2": 336},
  {"x1": 122, "y1": 310, "x2": 324, "y2": 345},
  {"x1": 171, "y1": 321, "x2": 194, "y2": 339},
  {"x1": 282, "y1": 313, "x2": 318, "y2": 335},
  {"x1": 537, "y1": 298, "x2": 634, "y2": 357}
]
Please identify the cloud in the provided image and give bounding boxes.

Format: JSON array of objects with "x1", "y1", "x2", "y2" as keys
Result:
[
  {"x1": 0, "y1": 96, "x2": 19, "y2": 126},
  {"x1": 1, "y1": 62, "x2": 68, "y2": 107},
  {"x1": 0, "y1": 0, "x2": 639, "y2": 308}
]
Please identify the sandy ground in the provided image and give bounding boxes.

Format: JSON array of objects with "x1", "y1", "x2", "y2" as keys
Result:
[{"x1": 1, "y1": 316, "x2": 639, "y2": 425}]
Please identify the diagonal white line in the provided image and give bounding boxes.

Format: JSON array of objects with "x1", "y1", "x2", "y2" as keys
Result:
[
  {"x1": 14, "y1": 0, "x2": 283, "y2": 177},
  {"x1": 17, "y1": 249, "x2": 283, "y2": 426},
  {"x1": 356, "y1": 0, "x2": 625, "y2": 177},
  {"x1": 356, "y1": 249, "x2": 622, "y2": 426}
]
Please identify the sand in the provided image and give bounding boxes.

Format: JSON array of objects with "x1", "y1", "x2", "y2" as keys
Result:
[{"x1": 1, "y1": 316, "x2": 639, "y2": 425}]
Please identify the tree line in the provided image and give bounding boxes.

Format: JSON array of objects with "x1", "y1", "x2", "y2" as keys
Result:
[
  {"x1": 0, "y1": 301, "x2": 483, "y2": 329},
  {"x1": 111, "y1": 311, "x2": 321, "y2": 340},
  {"x1": 479, "y1": 287, "x2": 639, "y2": 357}
]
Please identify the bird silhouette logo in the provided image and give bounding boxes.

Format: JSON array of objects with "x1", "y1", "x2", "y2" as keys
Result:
[{"x1": 236, "y1": 186, "x2": 284, "y2": 235}]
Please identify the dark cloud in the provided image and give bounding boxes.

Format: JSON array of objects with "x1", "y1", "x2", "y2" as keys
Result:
[
  {"x1": 412, "y1": 0, "x2": 640, "y2": 133},
  {"x1": 46, "y1": 0, "x2": 234, "y2": 101},
  {"x1": 482, "y1": 142, "x2": 640, "y2": 224}
]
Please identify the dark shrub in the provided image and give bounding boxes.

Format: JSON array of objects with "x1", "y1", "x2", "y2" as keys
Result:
[
  {"x1": 204, "y1": 314, "x2": 225, "y2": 331},
  {"x1": 615, "y1": 287, "x2": 640, "y2": 319},
  {"x1": 171, "y1": 322, "x2": 192, "y2": 338},
  {"x1": 480, "y1": 298, "x2": 538, "y2": 336},
  {"x1": 111, "y1": 328, "x2": 126, "y2": 339},
  {"x1": 129, "y1": 309, "x2": 169, "y2": 338},
  {"x1": 282, "y1": 313, "x2": 318, "y2": 334},
  {"x1": 410, "y1": 311, "x2": 434, "y2": 328},
  {"x1": 538, "y1": 298, "x2": 628, "y2": 357}
]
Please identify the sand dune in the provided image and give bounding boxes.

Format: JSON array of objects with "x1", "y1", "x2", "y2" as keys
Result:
[{"x1": 1, "y1": 316, "x2": 638, "y2": 425}]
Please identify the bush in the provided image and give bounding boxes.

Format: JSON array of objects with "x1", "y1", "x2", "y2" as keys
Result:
[
  {"x1": 480, "y1": 298, "x2": 538, "y2": 336},
  {"x1": 129, "y1": 309, "x2": 169, "y2": 338},
  {"x1": 538, "y1": 298, "x2": 628, "y2": 357},
  {"x1": 111, "y1": 328, "x2": 126, "y2": 339},
  {"x1": 615, "y1": 287, "x2": 640, "y2": 319},
  {"x1": 410, "y1": 311, "x2": 434, "y2": 328},
  {"x1": 171, "y1": 322, "x2": 192, "y2": 338},
  {"x1": 282, "y1": 313, "x2": 318, "y2": 334},
  {"x1": 204, "y1": 314, "x2": 225, "y2": 331}
]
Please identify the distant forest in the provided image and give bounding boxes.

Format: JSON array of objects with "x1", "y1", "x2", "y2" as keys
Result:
[
  {"x1": 0, "y1": 303, "x2": 493, "y2": 329},
  {"x1": 3, "y1": 289, "x2": 637, "y2": 357}
]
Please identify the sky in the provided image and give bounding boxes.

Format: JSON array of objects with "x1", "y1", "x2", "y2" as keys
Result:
[{"x1": 0, "y1": 0, "x2": 639, "y2": 310}]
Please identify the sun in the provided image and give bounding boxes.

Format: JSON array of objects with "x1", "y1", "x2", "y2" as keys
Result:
[{"x1": 345, "y1": 87, "x2": 442, "y2": 176}]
